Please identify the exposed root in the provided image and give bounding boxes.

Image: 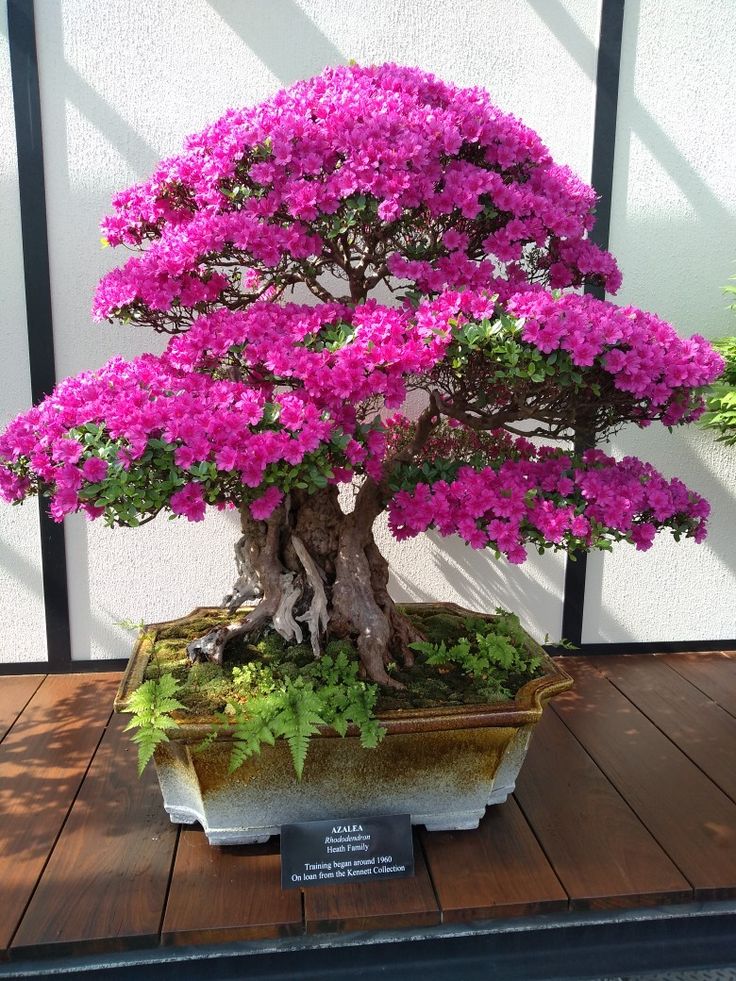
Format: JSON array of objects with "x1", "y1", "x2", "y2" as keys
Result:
[
  {"x1": 272, "y1": 572, "x2": 303, "y2": 644},
  {"x1": 187, "y1": 592, "x2": 289, "y2": 665},
  {"x1": 186, "y1": 624, "x2": 232, "y2": 666},
  {"x1": 332, "y1": 483, "x2": 405, "y2": 688},
  {"x1": 189, "y1": 485, "x2": 419, "y2": 684},
  {"x1": 191, "y1": 506, "x2": 288, "y2": 665},
  {"x1": 186, "y1": 617, "x2": 248, "y2": 666},
  {"x1": 222, "y1": 534, "x2": 263, "y2": 611},
  {"x1": 387, "y1": 606, "x2": 424, "y2": 667},
  {"x1": 292, "y1": 534, "x2": 329, "y2": 657}
]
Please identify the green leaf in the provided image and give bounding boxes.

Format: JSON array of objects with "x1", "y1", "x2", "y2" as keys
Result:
[
  {"x1": 270, "y1": 680, "x2": 325, "y2": 779},
  {"x1": 123, "y1": 675, "x2": 183, "y2": 775}
]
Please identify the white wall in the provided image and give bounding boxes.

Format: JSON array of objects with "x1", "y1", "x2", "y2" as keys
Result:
[
  {"x1": 0, "y1": 4, "x2": 48, "y2": 663},
  {"x1": 26, "y1": 0, "x2": 601, "y2": 659},
  {"x1": 582, "y1": 0, "x2": 736, "y2": 643},
  {"x1": 3, "y1": 0, "x2": 731, "y2": 662}
]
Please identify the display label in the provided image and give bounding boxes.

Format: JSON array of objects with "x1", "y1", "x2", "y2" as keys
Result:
[{"x1": 280, "y1": 813, "x2": 414, "y2": 890}]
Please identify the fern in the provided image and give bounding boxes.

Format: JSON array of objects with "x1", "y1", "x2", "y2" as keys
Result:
[
  {"x1": 223, "y1": 650, "x2": 386, "y2": 778},
  {"x1": 231, "y1": 661, "x2": 278, "y2": 694},
  {"x1": 127, "y1": 634, "x2": 390, "y2": 780},
  {"x1": 193, "y1": 727, "x2": 219, "y2": 755},
  {"x1": 269, "y1": 680, "x2": 325, "y2": 779},
  {"x1": 226, "y1": 698, "x2": 277, "y2": 772},
  {"x1": 304, "y1": 649, "x2": 386, "y2": 748},
  {"x1": 123, "y1": 675, "x2": 184, "y2": 774},
  {"x1": 409, "y1": 611, "x2": 542, "y2": 700}
]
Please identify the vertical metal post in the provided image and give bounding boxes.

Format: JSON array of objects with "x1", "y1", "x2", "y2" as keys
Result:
[
  {"x1": 561, "y1": 0, "x2": 626, "y2": 646},
  {"x1": 7, "y1": 0, "x2": 73, "y2": 667}
]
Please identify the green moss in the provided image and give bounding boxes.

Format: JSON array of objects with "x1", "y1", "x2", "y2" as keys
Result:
[
  {"x1": 142, "y1": 605, "x2": 544, "y2": 722},
  {"x1": 405, "y1": 612, "x2": 467, "y2": 645}
]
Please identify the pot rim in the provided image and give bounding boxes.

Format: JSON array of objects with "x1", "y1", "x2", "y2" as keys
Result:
[{"x1": 114, "y1": 602, "x2": 573, "y2": 736}]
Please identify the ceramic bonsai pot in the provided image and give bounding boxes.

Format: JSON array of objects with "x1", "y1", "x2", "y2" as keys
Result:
[{"x1": 114, "y1": 604, "x2": 573, "y2": 845}]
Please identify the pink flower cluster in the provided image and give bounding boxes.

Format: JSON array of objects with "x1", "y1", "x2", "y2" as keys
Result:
[
  {"x1": 94, "y1": 63, "x2": 620, "y2": 321},
  {"x1": 163, "y1": 292, "x2": 474, "y2": 423},
  {"x1": 0, "y1": 277, "x2": 723, "y2": 537},
  {"x1": 0, "y1": 294, "x2": 473, "y2": 521},
  {"x1": 507, "y1": 291, "x2": 724, "y2": 425},
  {"x1": 0, "y1": 63, "x2": 723, "y2": 570},
  {"x1": 388, "y1": 447, "x2": 710, "y2": 562}
]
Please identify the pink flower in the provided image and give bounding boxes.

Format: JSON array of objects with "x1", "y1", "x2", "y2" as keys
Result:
[
  {"x1": 170, "y1": 482, "x2": 206, "y2": 521},
  {"x1": 631, "y1": 522, "x2": 656, "y2": 551},
  {"x1": 52, "y1": 439, "x2": 83, "y2": 464},
  {"x1": 442, "y1": 229, "x2": 468, "y2": 252},
  {"x1": 81, "y1": 457, "x2": 109, "y2": 483},
  {"x1": 249, "y1": 486, "x2": 284, "y2": 520}
]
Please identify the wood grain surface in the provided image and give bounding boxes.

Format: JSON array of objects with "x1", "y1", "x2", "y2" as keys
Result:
[
  {"x1": 162, "y1": 828, "x2": 302, "y2": 945},
  {"x1": 0, "y1": 674, "x2": 119, "y2": 952},
  {"x1": 554, "y1": 658, "x2": 736, "y2": 900},
  {"x1": 421, "y1": 795, "x2": 568, "y2": 921},
  {"x1": 0, "y1": 676, "x2": 44, "y2": 744},
  {"x1": 303, "y1": 834, "x2": 439, "y2": 934},
  {"x1": 515, "y1": 708, "x2": 692, "y2": 909},
  {"x1": 12, "y1": 713, "x2": 178, "y2": 958}
]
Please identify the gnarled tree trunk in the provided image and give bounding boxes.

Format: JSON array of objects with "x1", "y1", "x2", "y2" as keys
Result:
[{"x1": 187, "y1": 481, "x2": 423, "y2": 686}]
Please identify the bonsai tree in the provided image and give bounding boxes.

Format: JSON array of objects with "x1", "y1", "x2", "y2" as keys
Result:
[{"x1": 0, "y1": 64, "x2": 724, "y2": 689}]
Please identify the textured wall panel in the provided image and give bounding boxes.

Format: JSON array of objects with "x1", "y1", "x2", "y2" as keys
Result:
[
  {"x1": 0, "y1": 3, "x2": 48, "y2": 664},
  {"x1": 582, "y1": 0, "x2": 736, "y2": 642}
]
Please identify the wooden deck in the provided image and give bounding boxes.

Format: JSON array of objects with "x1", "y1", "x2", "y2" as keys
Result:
[{"x1": 1, "y1": 651, "x2": 736, "y2": 966}]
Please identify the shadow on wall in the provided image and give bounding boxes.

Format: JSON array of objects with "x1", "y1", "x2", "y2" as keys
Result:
[
  {"x1": 208, "y1": 0, "x2": 345, "y2": 84},
  {"x1": 386, "y1": 528, "x2": 565, "y2": 643},
  {"x1": 23, "y1": 4, "x2": 159, "y2": 177},
  {"x1": 581, "y1": 424, "x2": 736, "y2": 643},
  {"x1": 529, "y1": 0, "x2": 736, "y2": 308}
]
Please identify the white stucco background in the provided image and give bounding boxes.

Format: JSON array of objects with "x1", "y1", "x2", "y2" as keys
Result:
[
  {"x1": 0, "y1": 4, "x2": 48, "y2": 663},
  {"x1": 582, "y1": 0, "x2": 736, "y2": 642},
  {"x1": 1, "y1": 0, "x2": 733, "y2": 662}
]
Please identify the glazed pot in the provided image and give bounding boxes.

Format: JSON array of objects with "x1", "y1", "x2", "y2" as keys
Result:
[{"x1": 114, "y1": 604, "x2": 573, "y2": 845}]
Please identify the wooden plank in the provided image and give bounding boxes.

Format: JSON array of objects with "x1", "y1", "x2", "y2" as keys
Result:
[
  {"x1": 515, "y1": 709, "x2": 691, "y2": 910},
  {"x1": 0, "y1": 674, "x2": 120, "y2": 953},
  {"x1": 11, "y1": 711, "x2": 177, "y2": 959},
  {"x1": 0, "y1": 676, "x2": 44, "y2": 743},
  {"x1": 304, "y1": 833, "x2": 439, "y2": 934},
  {"x1": 162, "y1": 829, "x2": 303, "y2": 945},
  {"x1": 597, "y1": 655, "x2": 736, "y2": 806},
  {"x1": 663, "y1": 652, "x2": 736, "y2": 720},
  {"x1": 553, "y1": 659, "x2": 736, "y2": 900},
  {"x1": 421, "y1": 797, "x2": 568, "y2": 922}
]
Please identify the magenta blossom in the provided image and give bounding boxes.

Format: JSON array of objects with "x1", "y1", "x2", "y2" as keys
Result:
[{"x1": 0, "y1": 64, "x2": 723, "y2": 625}]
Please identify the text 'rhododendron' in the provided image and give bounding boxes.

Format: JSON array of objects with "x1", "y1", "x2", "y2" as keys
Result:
[{"x1": 0, "y1": 64, "x2": 723, "y2": 682}]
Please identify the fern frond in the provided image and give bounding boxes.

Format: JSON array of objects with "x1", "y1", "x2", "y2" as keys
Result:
[
  {"x1": 193, "y1": 728, "x2": 219, "y2": 755},
  {"x1": 123, "y1": 675, "x2": 183, "y2": 774},
  {"x1": 358, "y1": 719, "x2": 385, "y2": 749},
  {"x1": 270, "y1": 681, "x2": 324, "y2": 779},
  {"x1": 228, "y1": 705, "x2": 277, "y2": 772},
  {"x1": 129, "y1": 726, "x2": 170, "y2": 776}
]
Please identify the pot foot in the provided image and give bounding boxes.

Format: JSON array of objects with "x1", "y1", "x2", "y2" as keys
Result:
[{"x1": 421, "y1": 813, "x2": 483, "y2": 832}]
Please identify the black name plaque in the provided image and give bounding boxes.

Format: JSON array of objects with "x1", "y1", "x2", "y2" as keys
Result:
[{"x1": 280, "y1": 813, "x2": 414, "y2": 890}]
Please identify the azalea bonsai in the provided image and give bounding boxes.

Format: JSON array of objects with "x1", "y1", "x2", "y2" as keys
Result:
[{"x1": 0, "y1": 64, "x2": 723, "y2": 700}]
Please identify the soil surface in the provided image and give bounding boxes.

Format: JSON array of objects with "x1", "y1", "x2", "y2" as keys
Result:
[{"x1": 143, "y1": 605, "x2": 544, "y2": 722}]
